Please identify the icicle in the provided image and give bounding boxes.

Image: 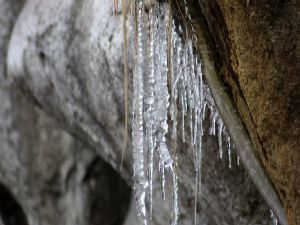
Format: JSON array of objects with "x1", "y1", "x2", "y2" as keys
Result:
[
  {"x1": 180, "y1": 52, "x2": 187, "y2": 143},
  {"x1": 171, "y1": 105, "x2": 178, "y2": 142},
  {"x1": 227, "y1": 135, "x2": 232, "y2": 169},
  {"x1": 180, "y1": 38, "x2": 189, "y2": 143},
  {"x1": 185, "y1": 40, "x2": 195, "y2": 145},
  {"x1": 170, "y1": 27, "x2": 181, "y2": 143},
  {"x1": 173, "y1": 26, "x2": 185, "y2": 144},
  {"x1": 170, "y1": 23, "x2": 179, "y2": 225},
  {"x1": 270, "y1": 210, "x2": 274, "y2": 220},
  {"x1": 172, "y1": 29, "x2": 183, "y2": 95},
  {"x1": 157, "y1": 141, "x2": 177, "y2": 223},
  {"x1": 130, "y1": 2, "x2": 239, "y2": 224},
  {"x1": 170, "y1": 21, "x2": 178, "y2": 141},
  {"x1": 159, "y1": 156, "x2": 166, "y2": 200},
  {"x1": 193, "y1": 110, "x2": 198, "y2": 147},
  {"x1": 217, "y1": 118, "x2": 224, "y2": 159},
  {"x1": 192, "y1": 58, "x2": 199, "y2": 147},
  {"x1": 196, "y1": 59, "x2": 204, "y2": 175},
  {"x1": 181, "y1": 90, "x2": 186, "y2": 142},
  {"x1": 132, "y1": 1, "x2": 148, "y2": 224},
  {"x1": 209, "y1": 109, "x2": 218, "y2": 136},
  {"x1": 152, "y1": 3, "x2": 171, "y2": 202},
  {"x1": 170, "y1": 166, "x2": 179, "y2": 225},
  {"x1": 202, "y1": 100, "x2": 207, "y2": 121},
  {"x1": 160, "y1": 143, "x2": 173, "y2": 197},
  {"x1": 197, "y1": 60, "x2": 204, "y2": 139},
  {"x1": 190, "y1": 104, "x2": 194, "y2": 145},
  {"x1": 145, "y1": 6, "x2": 156, "y2": 218},
  {"x1": 270, "y1": 210, "x2": 279, "y2": 225},
  {"x1": 193, "y1": 59, "x2": 204, "y2": 225},
  {"x1": 236, "y1": 148, "x2": 241, "y2": 166},
  {"x1": 183, "y1": 44, "x2": 189, "y2": 117}
]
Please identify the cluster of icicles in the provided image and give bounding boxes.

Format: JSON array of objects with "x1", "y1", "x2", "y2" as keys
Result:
[
  {"x1": 130, "y1": 2, "x2": 239, "y2": 225},
  {"x1": 270, "y1": 210, "x2": 279, "y2": 225}
]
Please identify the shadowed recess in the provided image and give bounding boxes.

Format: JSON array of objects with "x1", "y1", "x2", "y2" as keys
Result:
[{"x1": 0, "y1": 183, "x2": 28, "y2": 225}]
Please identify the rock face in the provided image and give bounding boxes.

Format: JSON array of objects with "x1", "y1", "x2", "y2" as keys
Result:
[
  {"x1": 1, "y1": 1, "x2": 131, "y2": 225},
  {"x1": 0, "y1": 0, "x2": 289, "y2": 225},
  {"x1": 0, "y1": 86, "x2": 131, "y2": 225},
  {"x1": 195, "y1": 1, "x2": 300, "y2": 224}
]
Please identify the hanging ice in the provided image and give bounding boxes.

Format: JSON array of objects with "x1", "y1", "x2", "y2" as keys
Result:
[
  {"x1": 170, "y1": 166, "x2": 179, "y2": 225},
  {"x1": 132, "y1": 1, "x2": 148, "y2": 224},
  {"x1": 237, "y1": 156, "x2": 240, "y2": 166},
  {"x1": 145, "y1": 6, "x2": 156, "y2": 218},
  {"x1": 217, "y1": 118, "x2": 224, "y2": 159},
  {"x1": 155, "y1": 4, "x2": 170, "y2": 201},
  {"x1": 227, "y1": 135, "x2": 232, "y2": 169},
  {"x1": 270, "y1": 210, "x2": 279, "y2": 225},
  {"x1": 130, "y1": 1, "x2": 239, "y2": 225}
]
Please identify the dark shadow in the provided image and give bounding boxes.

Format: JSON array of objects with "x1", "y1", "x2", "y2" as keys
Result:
[
  {"x1": 83, "y1": 157, "x2": 131, "y2": 225},
  {"x1": 0, "y1": 183, "x2": 28, "y2": 225}
]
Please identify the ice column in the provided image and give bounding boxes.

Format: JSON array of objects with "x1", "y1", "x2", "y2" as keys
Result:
[{"x1": 132, "y1": 1, "x2": 148, "y2": 224}]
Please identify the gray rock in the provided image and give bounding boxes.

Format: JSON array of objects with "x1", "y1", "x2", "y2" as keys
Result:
[{"x1": 1, "y1": 1, "x2": 130, "y2": 225}]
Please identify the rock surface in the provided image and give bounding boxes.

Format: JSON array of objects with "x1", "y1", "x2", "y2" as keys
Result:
[
  {"x1": 195, "y1": 1, "x2": 300, "y2": 224},
  {"x1": 0, "y1": 0, "x2": 282, "y2": 225},
  {"x1": 1, "y1": 1, "x2": 130, "y2": 225}
]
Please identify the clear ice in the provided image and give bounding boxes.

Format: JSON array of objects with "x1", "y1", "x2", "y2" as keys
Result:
[
  {"x1": 130, "y1": 1, "x2": 239, "y2": 225},
  {"x1": 132, "y1": 1, "x2": 148, "y2": 224}
]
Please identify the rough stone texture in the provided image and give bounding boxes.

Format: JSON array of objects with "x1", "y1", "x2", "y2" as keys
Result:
[
  {"x1": 0, "y1": 0, "x2": 282, "y2": 224},
  {"x1": 196, "y1": 1, "x2": 300, "y2": 224},
  {"x1": 0, "y1": 86, "x2": 132, "y2": 225},
  {"x1": 1, "y1": 1, "x2": 131, "y2": 225}
]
